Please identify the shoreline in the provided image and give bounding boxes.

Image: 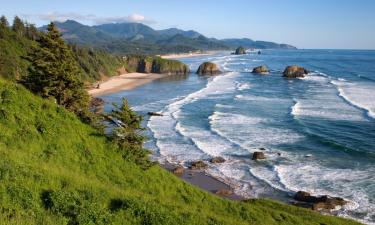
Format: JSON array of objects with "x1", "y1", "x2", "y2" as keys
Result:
[
  {"x1": 162, "y1": 162, "x2": 244, "y2": 200},
  {"x1": 88, "y1": 73, "x2": 169, "y2": 97},
  {"x1": 161, "y1": 51, "x2": 216, "y2": 59},
  {"x1": 88, "y1": 52, "x2": 215, "y2": 96}
]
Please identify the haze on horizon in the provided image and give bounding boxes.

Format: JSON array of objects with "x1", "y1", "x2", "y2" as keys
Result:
[{"x1": 1, "y1": 0, "x2": 374, "y2": 49}]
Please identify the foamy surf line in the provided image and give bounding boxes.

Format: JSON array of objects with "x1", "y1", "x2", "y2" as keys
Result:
[
  {"x1": 331, "y1": 80, "x2": 375, "y2": 119},
  {"x1": 147, "y1": 71, "x2": 240, "y2": 162}
]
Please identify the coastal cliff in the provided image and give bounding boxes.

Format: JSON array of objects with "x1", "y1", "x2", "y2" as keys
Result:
[{"x1": 124, "y1": 55, "x2": 190, "y2": 75}]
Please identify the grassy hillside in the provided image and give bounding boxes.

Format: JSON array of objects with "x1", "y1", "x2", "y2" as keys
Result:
[{"x1": 0, "y1": 78, "x2": 361, "y2": 225}]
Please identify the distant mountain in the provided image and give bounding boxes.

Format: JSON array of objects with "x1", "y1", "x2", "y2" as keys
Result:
[
  {"x1": 156, "y1": 34, "x2": 228, "y2": 50},
  {"x1": 157, "y1": 28, "x2": 202, "y2": 39},
  {"x1": 222, "y1": 38, "x2": 297, "y2": 49},
  {"x1": 94, "y1": 22, "x2": 160, "y2": 40},
  {"x1": 40, "y1": 20, "x2": 115, "y2": 45},
  {"x1": 39, "y1": 20, "x2": 296, "y2": 54}
]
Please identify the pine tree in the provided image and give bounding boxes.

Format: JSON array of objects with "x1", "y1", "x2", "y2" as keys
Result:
[
  {"x1": 0, "y1": 15, "x2": 9, "y2": 28},
  {"x1": 12, "y1": 16, "x2": 25, "y2": 36},
  {"x1": 26, "y1": 22, "x2": 89, "y2": 117},
  {"x1": 0, "y1": 15, "x2": 9, "y2": 38},
  {"x1": 25, "y1": 23, "x2": 39, "y2": 40}
]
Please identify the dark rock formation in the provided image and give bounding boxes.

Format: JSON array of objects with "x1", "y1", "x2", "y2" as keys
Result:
[
  {"x1": 173, "y1": 166, "x2": 184, "y2": 176},
  {"x1": 190, "y1": 160, "x2": 208, "y2": 170},
  {"x1": 125, "y1": 55, "x2": 190, "y2": 75},
  {"x1": 90, "y1": 97, "x2": 105, "y2": 114},
  {"x1": 216, "y1": 188, "x2": 233, "y2": 196},
  {"x1": 294, "y1": 191, "x2": 347, "y2": 211},
  {"x1": 196, "y1": 62, "x2": 222, "y2": 75},
  {"x1": 210, "y1": 156, "x2": 226, "y2": 164},
  {"x1": 235, "y1": 46, "x2": 246, "y2": 55},
  {"x1": 283, "y1": 66, "x2": 309, "y2": 78},
  {"x1": 148, "y1": 112, "x2": 163, "y2": 116},
  {"x1": 252, "y1": 152, "x2": 266, "y2": 160},
  {"x1": 252, "y1": 66, "x2": 269, "y2": 74}
]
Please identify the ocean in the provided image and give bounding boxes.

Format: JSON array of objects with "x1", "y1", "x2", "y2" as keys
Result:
[{"x1": 102, "y1": 50, "x2": 375, "y2": 224}]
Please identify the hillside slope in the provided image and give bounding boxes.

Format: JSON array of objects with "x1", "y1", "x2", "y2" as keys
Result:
[{"x1": 0, "y1": 79, "x2": 360, "y2": 225}]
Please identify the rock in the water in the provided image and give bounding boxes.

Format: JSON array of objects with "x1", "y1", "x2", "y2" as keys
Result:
[
  {"x1": 283, "y1": 66, "x2": 309, "y2": 78},
  {"x1": 197, "y1": 62, "x2": 222, "y2": 75},
  {"x1": 252, "y1": 65, "x2": 269, "y2": 74},
  {"x1": 148, "y1": 112, "x2": 163, "y2": 116},
  {"x1": 90, "y1": 97, "x2": 105, "y2": 113},
  {"x1": 252, "y1": 152, "x2": 266, "y2": 160},
  {"x1": 294, "y1": 191, "x2": 347, "y2": 210},
  {"x1": 235, "y1": 46, "x2": 246, "y2": 55},
  {"x1": 210, "y1": 156, "x2": 226, "y2": 164},
  {"x1": 173, "y1": 166, "x2": 184, "y2": 176},
  {"x1": 190, "y1": 160, "x2": 208, "y2": 170},
  {"x1": 215, "y1": 188, "x2": 233, "y2": 196}
]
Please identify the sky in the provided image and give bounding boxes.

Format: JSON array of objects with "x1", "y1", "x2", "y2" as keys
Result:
[{"x1": 1, "y1": 0, "x2": 374, "y2": 49}]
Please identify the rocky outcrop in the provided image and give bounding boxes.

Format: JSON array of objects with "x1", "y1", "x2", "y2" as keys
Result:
[
  {"x1": 235, "y1": 46, "x2": 246, "y2": 55},
  {"x1": 173, "y1": 166, "x2": 184, "y2": 176},
  {"x1": 148, "y1": 112, "x2": 163, "y2": 116},
  {"x1": 190, "y1": 160, "x2": 208, "y2": 170},
  {"x1": 252, "y1": 65, "x2": 269, "y2": 74},
  {"x1": 90, "y1": 97, "x2": 105, "y2": 114},
  {"x1": 283, "y1": 66, "x2": 308, "y2": 78},
  {"x1": 210, "y1": 156, "x2": 226, "y2": 164},
  {"x1": 196, "y1": 62, "x2": 222, "y2": 75},
  {"x1": 294, "y1": 191, "x2": 347, "y2": 210},
  {"x1": 125, "y1": 55, "x2": 190, "y2": 75},
  {"x1": 215, "y1": 188, "x2": 233, "y2": 196},
  {"x1": 252, "y1": 152, "x2": 265, "y2": 160}
]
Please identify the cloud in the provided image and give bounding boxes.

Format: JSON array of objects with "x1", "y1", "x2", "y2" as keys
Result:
[{"x1": 22, "y1": 12, "x2": 155, "y2": 25}]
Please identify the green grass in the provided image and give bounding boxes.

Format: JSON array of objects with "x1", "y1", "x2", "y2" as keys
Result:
[{"x1": 0, "y1": 78, "x2": 361, "y2": 225}]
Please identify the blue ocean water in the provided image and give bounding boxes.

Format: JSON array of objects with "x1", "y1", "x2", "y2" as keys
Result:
[{"x1": 102, "y1": 50, "x2": 375, "y2": 224}]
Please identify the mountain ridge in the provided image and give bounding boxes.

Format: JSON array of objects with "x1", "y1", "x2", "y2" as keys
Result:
[{"x1": 40, "y1": 20, "x2": 297, "y2": 54}]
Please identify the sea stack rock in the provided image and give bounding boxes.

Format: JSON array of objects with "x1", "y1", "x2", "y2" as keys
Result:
[
  {"x1": 252, "y1": 152, "x2": 266, "y2": 160},
  {"x1": 235, "y1": 46, "x2": 246, "y2": 55},
  {"x1": 294, "y1": 191, "x2": 347, "y2": 211},
  {"x1": 252, "y1": 65, "x2": 269, "y2": 74},
  {"x1": 196, "y1": 62, "x2": 222, "y2": 75},
  {"x1": 210, "y1": 156, "x2": 226, "y2": 164},
  {"x1": 173, "y1": 166, "x2": 184, "y2": 176},
  {"x1": 283, "y1": 65, "x2": 309, "y2": 78},
  {"x1": 190, "y1": 160, "x2": 208, "y2": 170}
]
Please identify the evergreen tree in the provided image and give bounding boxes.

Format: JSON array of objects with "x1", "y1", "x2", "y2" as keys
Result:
[
  {"x1": 25, "y1": 22, "x2": 89, "y2": 117},
  {"x1": 25, "y1": 23, "x2": 39, "y2": 40},
  {"x1": 0, "y1": 15, "x2": 9, "y2": 28},
  {"x1": 12, "y1": 16, "x2": 25, "y2": 36},
  {"x1": 109, "y1": 98, "x2": 152, "y2": 169},
  {"x1": 0, "y1": 16, "x2": 9, "y2": 38}
]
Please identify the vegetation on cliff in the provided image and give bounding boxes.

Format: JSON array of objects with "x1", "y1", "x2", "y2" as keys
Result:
[
  {"x1": 124, "y1": 55, "x2": 189, "y2": 75},
  {"x1": 0, "y1": 16, "x2": 123, "y2": 83}
]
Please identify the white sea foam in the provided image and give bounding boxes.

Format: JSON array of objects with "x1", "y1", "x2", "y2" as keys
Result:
[
  {"x1": 148, "y1": 72, "x2": 240, "y2": 162},
  {"x1": 331, "y1": 80, "x2": 375, "y2": 119},
  {"x1": 236, "y1": 82, "x2": 251, "y2": 91},
  {"x1": 209, "y1": 111, "x2": 303, "y2": 151},
  {"x1": 291, "y1": 78, "x2": 367, "y2": 121},
  {"x1": 275, "y1": 162, "x2": 375, "y2": 224}
]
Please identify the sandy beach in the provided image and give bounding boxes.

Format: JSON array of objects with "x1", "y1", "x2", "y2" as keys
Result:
[
  {"x1": 88, "y1": 73, "x2": 168, "y2": 97},
  {"x1": 161, "y1": 51, "x2": 215, "y2": 59}
]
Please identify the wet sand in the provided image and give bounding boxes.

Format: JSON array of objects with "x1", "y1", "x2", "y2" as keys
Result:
[{"x1": 162, "y1": 162, "x2": 244, "y2": 201}]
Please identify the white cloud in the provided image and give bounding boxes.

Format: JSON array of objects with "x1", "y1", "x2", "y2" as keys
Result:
[{"x1": 22, "y1": 12, "x2": 155, "y2": 25}]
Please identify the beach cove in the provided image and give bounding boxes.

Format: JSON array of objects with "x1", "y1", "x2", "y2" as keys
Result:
[{"x1": 96, "y1": 50, "x2": 375, "y2": 225}]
